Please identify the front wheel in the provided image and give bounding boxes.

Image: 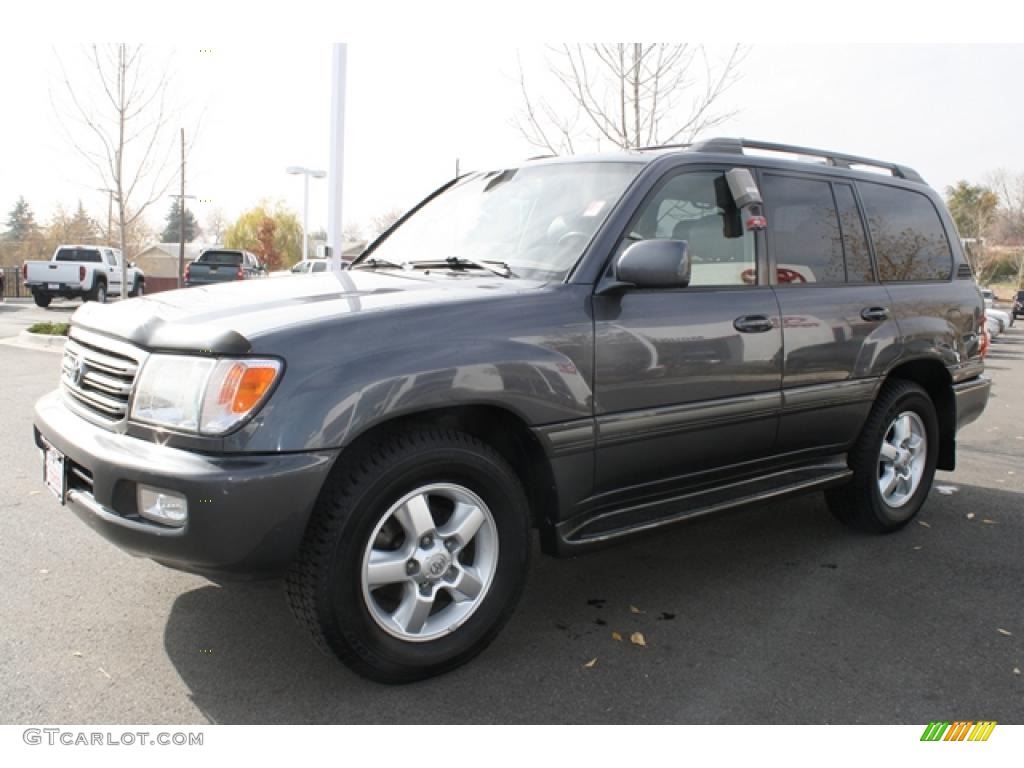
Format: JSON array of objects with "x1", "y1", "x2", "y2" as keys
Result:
[
  {"x1": 286, "y1": 429, "x2": 531, "y2": 683},
  {"x1": 826, "y1": 379, "x2": 939, "y2": 533},
  {"x1": 33, "y1": 292, "x2": 51, "y2": 308},
  {"x1": 130, "y1": 278, "x2": 144, "y2": 297},
  {"x1": 91, "y1": 281, "x2": 107, "y2": 304}
]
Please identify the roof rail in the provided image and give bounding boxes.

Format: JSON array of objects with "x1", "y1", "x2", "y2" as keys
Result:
[{"x1": 686, "y1": 137, "x2": 925, "y2": 184}]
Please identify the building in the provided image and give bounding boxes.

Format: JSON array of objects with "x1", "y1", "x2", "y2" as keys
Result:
[{"x1": 135, "y1": 242, "x2": 211, "y2": 278}]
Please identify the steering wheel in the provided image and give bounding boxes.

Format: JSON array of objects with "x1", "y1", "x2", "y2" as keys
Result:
[{"x1": 557, "y1": 231, "x2": 589, "y2": 249}]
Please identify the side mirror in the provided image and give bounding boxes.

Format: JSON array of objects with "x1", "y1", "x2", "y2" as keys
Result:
[{"x1": 608, "y1": 239, "x2": 691, "y2": 292}]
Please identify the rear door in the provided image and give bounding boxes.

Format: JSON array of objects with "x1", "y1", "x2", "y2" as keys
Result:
[
  {"x1": 760, "y1": 172, "x2": 900, "y2": 455},
  {"x1": 592, "y1": 166, "x2": 783, "y2": 497}
]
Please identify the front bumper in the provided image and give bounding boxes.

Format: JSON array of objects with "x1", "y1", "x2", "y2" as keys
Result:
[
  {"x1": 953, "y1": 375, "x2": 991, "y2": 432},
  {"x1": 33, "y1": 389, "x2": 337, "y2": 577}
]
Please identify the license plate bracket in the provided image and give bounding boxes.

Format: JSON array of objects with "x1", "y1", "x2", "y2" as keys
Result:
[{"x1": 43, "y1": 444, "x2": 67, "y2": 504}]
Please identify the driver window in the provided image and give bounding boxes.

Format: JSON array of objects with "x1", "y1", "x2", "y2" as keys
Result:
[{"x1": 624, "y1": 170, "x2": 755, "y2": 286}]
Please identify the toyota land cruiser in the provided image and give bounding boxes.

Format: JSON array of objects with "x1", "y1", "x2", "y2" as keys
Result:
[{"x1": 33, "y1": 138, "x2": 990, "y2": 683}]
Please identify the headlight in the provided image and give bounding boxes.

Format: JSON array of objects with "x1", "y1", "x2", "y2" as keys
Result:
[{"x1": 130, "y1": 354, "x2": 282, "y2": 435}]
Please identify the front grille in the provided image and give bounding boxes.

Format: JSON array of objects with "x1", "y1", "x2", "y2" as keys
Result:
[{"x1": 61, "y1": 332, "x2": 141, "y2": 425}]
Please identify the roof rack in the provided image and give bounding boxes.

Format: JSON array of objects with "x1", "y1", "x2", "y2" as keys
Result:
[{"x1": 680, "y1": 137, "x2": 924, "y2": 184}]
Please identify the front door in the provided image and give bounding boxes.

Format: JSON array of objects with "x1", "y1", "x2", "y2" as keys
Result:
[{"x1": 592, "y1": 168, "x2": 783, "y2": 499}]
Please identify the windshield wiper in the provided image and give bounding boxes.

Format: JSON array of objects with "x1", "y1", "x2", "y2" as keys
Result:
[
  {"x1": 351, "y1": 257, "x2": 409, "y2": 271},
  {"x1": 443, "y1": 256, "x2": 516, "y2": 278}
]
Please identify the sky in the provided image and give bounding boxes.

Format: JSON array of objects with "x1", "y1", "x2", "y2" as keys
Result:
[{"x1": 2, "y1": 41, "x2": 1023, "y2": 243}]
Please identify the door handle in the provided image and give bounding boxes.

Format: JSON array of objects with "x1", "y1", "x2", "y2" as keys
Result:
[
  {"x1": 860, "y1": 306, "x2": 889, "y2": 322},
  {"x1": 733, "y1": 315, "x2": 775, "y2": 333}
]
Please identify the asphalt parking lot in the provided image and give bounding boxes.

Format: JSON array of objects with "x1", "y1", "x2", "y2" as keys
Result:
[{"x1": 0, "y1": 306, "x2": 1021, "y2": 725}]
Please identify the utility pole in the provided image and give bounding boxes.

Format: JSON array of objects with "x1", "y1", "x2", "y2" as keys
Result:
[
  {"x1": 327, "y1": 44, "x2": 347, "y2": 272},
  {"x1": 178, "y1": 128, "x2": 185, "y2": 288},
  {"x1": 98, "y1": 189, "x2": 114, "y2": 245}
]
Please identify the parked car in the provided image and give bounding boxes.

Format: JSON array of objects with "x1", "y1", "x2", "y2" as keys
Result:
[
  {"x1": 270, "y1": 258, "x2": 331, "y2": 278},
  {"x1": 184, "y1": 249, "x2": 266, "y2": 287},
  {"x1": 23, "y1": 245, "x2": 144, "y2": 307},
  {"x1": 981, "y1": 288, "x2": 1013, "y2": 329},
  {"x1": 1013, "y1": 289, "x2": 1023, "y2": 319},
  {"x1": 33, "y1": 138, "x2": 990, "y2": 683}
]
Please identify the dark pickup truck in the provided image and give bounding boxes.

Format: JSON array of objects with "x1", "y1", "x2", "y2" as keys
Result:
[
  {"x1": 184, "y1": 248, "x2": 266, "y2": 286},
  {"x1": 34, "y1": 138, "x2": 990, "y2": 683}
]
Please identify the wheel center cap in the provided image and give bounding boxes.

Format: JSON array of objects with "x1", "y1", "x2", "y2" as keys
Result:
[{"x1": 424, "y1": 552, "x2": 451, "y2": 581}]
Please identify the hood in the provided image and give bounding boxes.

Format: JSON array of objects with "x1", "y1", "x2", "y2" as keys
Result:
[{"x1": 71, "y1": 269, "x2": 543, "y2": 354}]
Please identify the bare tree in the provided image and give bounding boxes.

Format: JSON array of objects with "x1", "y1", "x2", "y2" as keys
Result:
[
  {"x1": 51, "y1": 44, "x2": 179, "y2": 297},
  {"x1": 516, "y1": 44, "x2": 745, "y2": 154},
  {"x1": 204, "y1": 206, "x2": 228, "y2": 245}
]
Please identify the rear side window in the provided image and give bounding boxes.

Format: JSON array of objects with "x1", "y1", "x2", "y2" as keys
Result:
[
  {"x1": 55, "y1": 248, "x2": 102, "y2": 263},
  {"x1": 311, "y1": 261, "x2": 327, "y2": 273},
  {"x1": 833, "y1": 184, "x2": 874, "y2": 282},
  {"x1": 858, "y1": 183, "x2": 953, "y2": 281},
  {"x1": 762, "y1": 175, "x2": 844, "y2": 284},
  {"x1": 198, "y1": 250, "x2": 243, "y2": 266}
]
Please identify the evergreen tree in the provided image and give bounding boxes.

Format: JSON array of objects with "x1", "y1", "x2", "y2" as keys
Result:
[
  {"x1": 4, "y1": 196, "x2": 39, "y2": 242},
  {"x1": 160, "y1": 200, "x2": 201, "y2": 243}
]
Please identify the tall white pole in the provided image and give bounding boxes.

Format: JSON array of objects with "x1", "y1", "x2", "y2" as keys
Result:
[
  {"x1": 302, "y1": 172, "x2": 310, "y2": 262},
  {"x1": 327, "y1": 43, "x2": 347, "y2": 271}
]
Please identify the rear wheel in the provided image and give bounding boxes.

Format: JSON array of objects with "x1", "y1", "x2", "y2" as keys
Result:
[
  {"x1": 91, "y1": 280, "x2": 107, "y2": 304},
  {"x1": 33, "y1": 292, "x2": 51, "y2": 308},
  {"x1": 826, "y1": 379, "x2": 938, "y2": 533},
  {"x1": 286, "y1": 429, "x2": 531, "y2": 683}
]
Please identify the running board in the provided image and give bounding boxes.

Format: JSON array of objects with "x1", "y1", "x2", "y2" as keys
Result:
[{"x1": 554, "y1": 460, "x2": 852, "y2": 554}]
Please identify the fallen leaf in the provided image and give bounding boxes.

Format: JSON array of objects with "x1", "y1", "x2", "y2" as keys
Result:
[
  {"x1": 98, "y1": 667, "x2": 111, "y2": 679},
  {"x1": 1009, "y1": 471, "x2": 1017, "y2": 476},
  {"x1": 28, "y1": 491, "x2": 42, "y2": 496},
  {"x1": 966, "y1": 513, "x2": 975, "y2": 520},
  {"x1": 629, "y1": 605, "x2": 643, "y2": 614},
  {"x1": 611, "y1": 631, "x2": 623, "y2": 642},
  {"x1": 935, "y1": 485, "x2": 959, "y2": 495},
  {"x1": 583, "y1": 657, "x2": 597, "y2": 668},
  {"x1": 38, "y1": 569, "x2": 49, "y2": 575},
  {"x1": 1014, "y1": 668, "x2": 1021, "y2": 676},
  {"x1": 983, "y1": 519, "x2": 998, "y2": 525},
  {"x1": 630, "y1": 632, "x2": 647, "y2": 647},
  {"x1": 659, "y1": 612, "x2": 676, "y2": 621},
  {"x1": 594, "y1": 617, "x2": 607, "y2": 626},
  {"x1": 72, "y1": 651, "x2": 82, "y2": 658},
  {"x1": 912, "y1": 546, "x2": 923, "y2": 551},
  {"x1": 997, "y1": 628, "x2": 1013, "y2": 637},
  {"x1": 587, "y1": 598, "x2": 606, "y2": 608},
  {"x1": 918, "y1": 521, "x2": 931, "y2": 528}
]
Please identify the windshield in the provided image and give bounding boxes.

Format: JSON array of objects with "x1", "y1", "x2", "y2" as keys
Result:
[
  {"x1": 362, "y1": 162, "x2": 642, "y2": 280},
  {"x1": 198, "y1": 250, "x2": 243, "y2": 265}
]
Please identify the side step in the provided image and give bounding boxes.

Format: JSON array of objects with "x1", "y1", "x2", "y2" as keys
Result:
[{"x1": 555, "y1": 460, "x2": 852, "y2": 554}]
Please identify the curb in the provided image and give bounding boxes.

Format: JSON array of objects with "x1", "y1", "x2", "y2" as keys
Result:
[{"x1": 8, "y1": 330, "x2": 67, "y2": 352}]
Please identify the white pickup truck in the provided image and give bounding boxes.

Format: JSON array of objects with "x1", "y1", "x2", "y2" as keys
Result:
[{"x1": 23, "y1": 245, "x2": 145, "y2": 307}]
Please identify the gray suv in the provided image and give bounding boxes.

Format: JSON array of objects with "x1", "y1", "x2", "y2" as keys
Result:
[{"x1": 33, "y1": 138, "x2": 991, "y2": 682}]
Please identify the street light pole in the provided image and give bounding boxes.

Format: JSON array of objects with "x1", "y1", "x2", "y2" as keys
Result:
[{"x1": 286, "y1": 166, "x2": 326, "y2": 263}]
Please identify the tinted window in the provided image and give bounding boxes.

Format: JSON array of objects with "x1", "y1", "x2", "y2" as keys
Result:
[
  {"x1": 311, "y1": 261, "x2": 327, "y2": 273},
  {"x1": 625, "y1": 171, "x2": 755, "y2": 286},
  {"x1": 198, "y1": 250, "x2": 243, "y2": 265},
  {"x1": 763, "y1": 175, "x2": 844, "y2": 284},
  {"x1": 55, "y1": 248, "x2": 101, "y2": 263},
  {"x1": 833, "y1": 184, "x2": 874, "y2": 282},
  {"x1": 858, "y1": 183, "x2": 952, "y2": 281}
]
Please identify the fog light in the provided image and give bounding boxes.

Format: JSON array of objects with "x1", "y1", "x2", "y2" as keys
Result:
[{"x1": 137, "y1": 485, "x2": 188, "y2": 527}]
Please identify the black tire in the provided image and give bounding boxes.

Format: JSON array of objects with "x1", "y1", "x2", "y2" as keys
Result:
[
  {"x1": 91, "y1": 280, "x2": 107, "y2": 304},
  {"x1": 826, "y1": 379, "x2": 939, "y2": 533},
  {"x1": 285, "y1": 428, "x2": 531, "y2": 683},
  {"x1": 33, "y1": 292, "x2": 51, "y2": 308},
  {"x1": 130, "y1": 278, "x2": 144, "y2": 298}
]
